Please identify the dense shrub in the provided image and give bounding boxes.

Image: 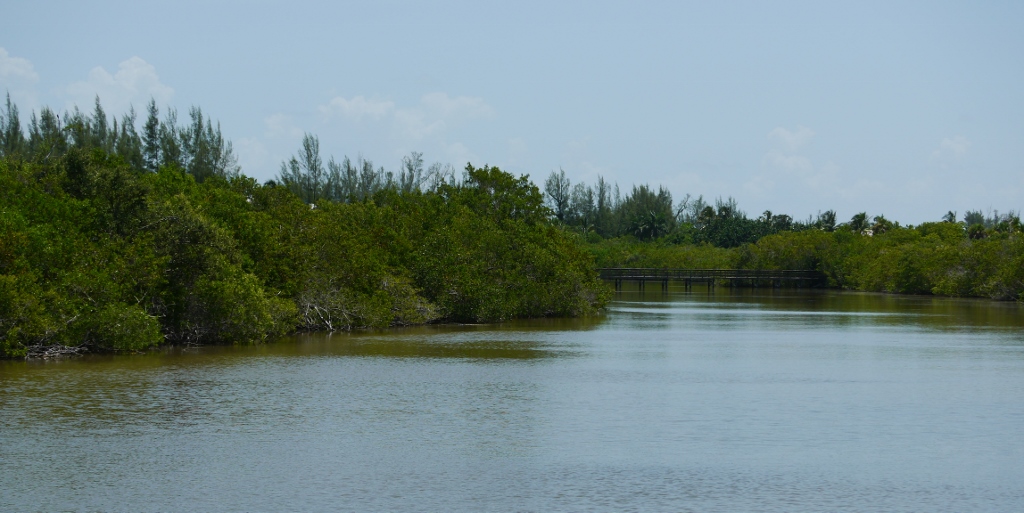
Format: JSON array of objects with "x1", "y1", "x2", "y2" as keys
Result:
[
  {"x1": 82, "y1": 303, "x2": 163, "y2": 352},
  {"x1": 1, "y1": 153, "x2": 608, "y2": 357},
  {"x1": 590, "y1": 221, "x2": 1024, "y2": 301}
]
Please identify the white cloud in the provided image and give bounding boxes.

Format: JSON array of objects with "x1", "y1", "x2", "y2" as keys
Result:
[
  {"x1": 767, "y1": 125, "x2": 815, "y2": 152},
  {"x1": 394, "y1": 93, "x2": 493, "y2": 140},
  {"x1": 318, "y1": 95, "x2": 395, "y2": 120},
  {"x1": 942, "y1": 136, "x2": 970, "y2": 157},
  {"x1": 0, "y1": 47, "x2": 40, "y2": 108},
  {"x1": 762, "y1": 149, "x2": 813, "y2": 175},
  {"x1": 564, "y1": 136, "x2": 592, "y2": 156},
  {"x1": 234, "y1": 136, "x2": 271, "y2": 177},
  {"x1": 443, "y1": 141, "x2": 476, "y2": 166},
  {"x1": 394, "y1": 108, "x2": 447, "y2": 139},
  {"x1": 418, "y1": 92, "x2": 493, "y2": 121},
  {"x1": 234, "y1": 114, "x2": 309, "y2": 181},
  {"x1": 314, "y1": 92, "x2": 493, "y2": 163},
  {"x1": 318, "y1": 92, "x2": 492, "y2": 140},
  {"x1": 810, "y1": 161, "x2": 841, "y2": 191},
  {"x1": 555, "y1": 137, "x2": 616, "y2": 185},
  {"x1": 932, "y1": 135, "x2": 970, "y2": 160},
  {"x1": 758, "y1": 152, "x2": 842, "y2": 195},
  {"x1": 65, "y1": 57, "x2": 173, "y2": 115},
  {"x1": 263, "y1": 113, "x2": 304, "y2": 140},
  {"x1": 0, "y1": 47, "x2": 39, "y2": 85},
  {"x1": 758, "y1": 126, "x2": 850, "y2": 201},
  {"x1": 743, "y1": 174, "x2": 776, "y2": 195}
]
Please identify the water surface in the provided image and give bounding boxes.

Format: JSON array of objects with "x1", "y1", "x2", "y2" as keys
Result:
[{"x1": 3, "y1": 289, "x2": 1023, "y2": 512}]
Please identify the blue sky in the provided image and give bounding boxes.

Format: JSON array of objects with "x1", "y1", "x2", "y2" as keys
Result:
[{"x1": 3, "y1": 0, "x2": 1022, "y2": 223}]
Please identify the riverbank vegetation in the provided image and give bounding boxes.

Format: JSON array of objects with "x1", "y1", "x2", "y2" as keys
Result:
[
  {"x1": 540, "y1": 170, "x2": 1023, "y2": 301},
  {"x1": 2, "y1": 95, "x2": 1021, "y2": 358},
  {"x1": 0, "y1": 96, "x2": 608, "y2": 358}
]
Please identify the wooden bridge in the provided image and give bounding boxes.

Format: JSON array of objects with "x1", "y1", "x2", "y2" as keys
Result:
[{"x1": 597, "y1": 268, "x2": 826, "y2": 291}]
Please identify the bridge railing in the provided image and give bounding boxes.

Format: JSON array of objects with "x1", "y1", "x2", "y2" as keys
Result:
[{"x1": 596, "y1": 268, "x2": 824, "y2": 281}]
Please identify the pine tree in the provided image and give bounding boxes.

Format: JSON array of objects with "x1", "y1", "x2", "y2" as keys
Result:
[
  {"x1": 1, "y1": 92, "x2": 24, "y2": 157},
  {"x1": 143, "y1": 98, "x2": 160, "y2": 171},
  {"x1": 90, "y1": 96, "x2": 109, "y2": 151},
  {"x1": 116, "y1": 107, "x2": 144, "y2": 170},
  {"x1": 158, "y1": 108, "x2": 182, "y2": 169}
]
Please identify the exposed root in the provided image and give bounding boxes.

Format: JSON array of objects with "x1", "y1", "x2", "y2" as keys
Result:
[{"x1": 25, "y1": 344, "x2": 88, "y2": 359}]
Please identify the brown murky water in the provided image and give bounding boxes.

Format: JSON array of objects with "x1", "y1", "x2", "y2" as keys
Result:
[{"x1": 3, "y1": 289, "x2": 1023, "y2": 511}]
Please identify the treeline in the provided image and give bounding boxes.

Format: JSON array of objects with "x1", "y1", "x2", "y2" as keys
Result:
[
  {"x1": 3, "y1": 93, "x2": 1019, "y2": 361},
  {"x1": 541, "y1": 169, "x2": 1021, "y2": 249},
  {"x1": 540, "y1": 167, "x2": 1023, "y2": 301},
  {"x1": 275, "y1": 134, "x2": 461, "y2": 204},
  {"x1": 541, "y1": 169, "x2": 839, "y2": 247},
  {"x1": 582, "y1": 201, "x2": 1023, "y2": 302},
  {"x1": 0, "y1": 97, "x2": 608, "y2": 358},
  {"x1": 1, "y1": 93, "x2": 239, "y2": 181}
]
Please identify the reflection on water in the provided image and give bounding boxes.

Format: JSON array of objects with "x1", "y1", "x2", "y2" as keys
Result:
[
  {"x1": 2, "y1": 289, "x2": 1023, "y2": 512},
  {"x1": 277, "y1": 322, "x2": 595, "y2": 360},
  {"x1": 617, "y1": 286, "x2": 1024, "y2": 331}
]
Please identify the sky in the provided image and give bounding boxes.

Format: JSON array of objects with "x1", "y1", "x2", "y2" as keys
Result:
[{"x1": 3, "y1": 0, "x2": 1022, "y2": 224}]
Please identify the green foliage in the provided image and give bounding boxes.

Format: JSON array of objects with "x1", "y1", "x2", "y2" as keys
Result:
[
  {"x1": 6, "y1": 95, "x2": 237, "y2": 183},
  {"x1": 1, "y1": 93, "x2": 25, "y2": 158},
  {"x1": 544, "y1": 168, "x2": 572, "y2": 222},
  {"x1": 447, "y1": 164, "x2": 549, "y2": 224},
  {"x1": 1, "y1": 104, "x2": 608, "y2": 357},
  {"x1": 620, "y1": 185, "x2": 674, "y2": 241},
  {"x1": 415, "y1": 166, "x2": 606, "y2": 321},
  {"x1": 0, "y1": 274, "x2": 49, "y2": 357},
  {"x1": 591, "y1": 219, "x2": 1024, "y2": 302},
  {"x1": 80, "y1": 303, "x2": 162, "y2": 352},
  {"x1": 9, "y1": 94, "x2": 1021, "y2": 357},
  {"x1": 738, "y1": 230, "x2": 834, "y2": 271},
  {"x1": 695, "y1": 209, "x2": 761, "y2": 248},
  {"x1": 186, "y1": 272, "x2": 293, "y2": 344},
  {"x1": 276, "y1": 139, "x2": 446, "y2": 204},
  {"x1": 588, "y1": 237, "x2": 737, "y2": 269}
]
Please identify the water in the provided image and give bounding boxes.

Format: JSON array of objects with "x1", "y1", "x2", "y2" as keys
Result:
[{"x1": 3, "y1": 289, "x2": 1023, "y2": 512}]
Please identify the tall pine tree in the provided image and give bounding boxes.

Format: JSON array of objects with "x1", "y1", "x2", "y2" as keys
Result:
[
  {"x1": 1, "y1": 92, "x2": 24, "y2": 157},
  {"x1": 143, "y1": 98, "x2": 160, "y2": 171}
]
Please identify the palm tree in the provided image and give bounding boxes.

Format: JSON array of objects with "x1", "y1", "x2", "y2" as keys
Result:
[{"x1": 850, "y1": 212, "x2": 868, "y2": 233}]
